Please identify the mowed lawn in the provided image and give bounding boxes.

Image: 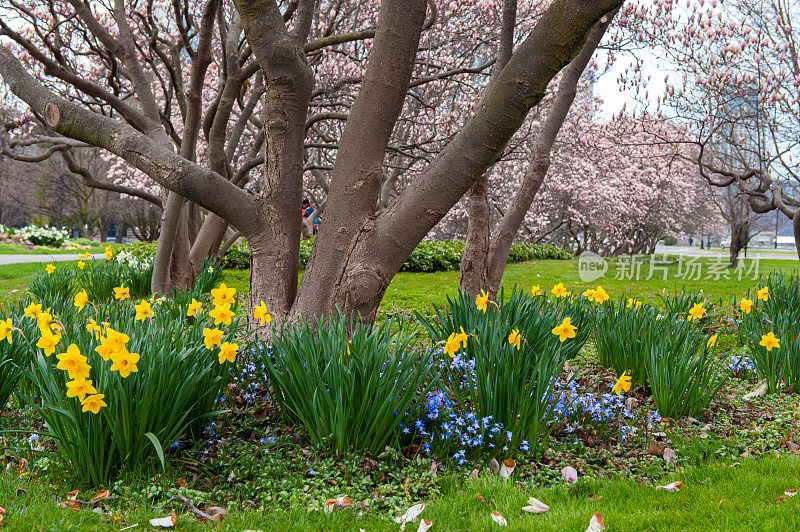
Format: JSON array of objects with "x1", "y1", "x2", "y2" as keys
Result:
[
  {"x1": 3, "y1": 255, "x2": 799, "y2": 311},
  {"x1": 2, "y1": 457, "x2": 800, "y2": 531}
]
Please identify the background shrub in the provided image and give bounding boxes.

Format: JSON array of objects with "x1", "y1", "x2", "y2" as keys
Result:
[{"x1": 224, "y1": 239, "x2": 572, "y2": 272}]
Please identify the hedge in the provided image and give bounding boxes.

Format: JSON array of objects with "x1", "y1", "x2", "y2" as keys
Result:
[{"x1": 222, "y1": 238, "x2": 571, "y2": 272}]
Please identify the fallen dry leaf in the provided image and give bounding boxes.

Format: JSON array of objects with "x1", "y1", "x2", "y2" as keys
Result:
[
  {"x1": 394, "y1": 503, "x2": 425, "y2": 524},
  {"x1": 417, "y1": 518, "x2": 433, "y2": 532},
  {"x1": 16, "y1": 489, "x2": 26, "y2": 497},
  {"x1": 149, "y1": 512, "x2": 178, "y2": 527},
  {"x1": 490, "y1": 510, "x2": 507, "y2": 526},
  {"x1": 655, "y1": 481, "x2": 683, "y2": 492},
  {"x1": 17, "y1": 458, "x2": 28, "y2": 472},
  {"x1": 585, "y1": 511, "x2": 605, "y2": 532},
  {"x1": 91, "y1": 490, "x2": 109, "y2": 502},
  {"x1": 469, "y1": 468, "x2": 479, "y2": 480},
  {"x1": 475, "y1": 493, "x2": 486, "y2": 503},
  {"x1": 205, "y1": 506, "x2": 226, "y2": 521},
  {"x1": 499, "y1": 458, "x2": 515, "y2": 480},
  {"x1": 663, "y1": 447, "x2": 677, "y2": 465},
  {"x1": 324, "y1": 497, "x2": 354, "y2": 514},
  {"x1": 775, "y1": 495, "x2": 790, "y2": 503},
  {"x1": 66, "y1": 490, "x2": 79, "y2": 501},
  {"x1": 561, "y1": 466, "x2": 578, "y2": 483},
  {"x1": 175, "y1": 476, "x2": 187, "y2": 488},
  {"x1": 521, "y1": 497, "x2": 549, "y2": 514}
]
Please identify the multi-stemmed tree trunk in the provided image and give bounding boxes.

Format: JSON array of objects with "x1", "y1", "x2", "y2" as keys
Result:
[
  {"x1": 0, "y1": 0, "x2": 623, "y2": 325},
  {"x1": 460, "y1": 7, "x2": 619, "y2": 296}
]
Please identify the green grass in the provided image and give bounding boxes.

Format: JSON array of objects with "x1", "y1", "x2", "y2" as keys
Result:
[
  {"x1": 5, "y1": 256, "x2": 800, "y2": 312},
  {"x1": 2, "y1": 457, "x2": 799, "y2": 530}
]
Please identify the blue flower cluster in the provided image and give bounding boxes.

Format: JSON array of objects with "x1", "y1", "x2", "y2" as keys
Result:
[
  {"x1": 550, "y1": 380, "x2": 636, "y2": 441},
  {"x1": 727, "y1": 355, "x2": 756, "y2": 375}
]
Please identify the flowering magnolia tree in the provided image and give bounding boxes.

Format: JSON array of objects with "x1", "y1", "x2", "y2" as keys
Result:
[
  {"x1": 620, "y1": 0, "x2": 800, "y2": 259},
  {"x1": 0, "y1": 0, "x2": 623, "y2": 323},
  {"x1": 432, "y1": 112, "x2": 724, "y2": 257}
]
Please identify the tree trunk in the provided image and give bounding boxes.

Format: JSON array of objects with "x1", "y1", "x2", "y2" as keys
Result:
[
  {"x1": 794, "y1": 208, "x2": 800, "y2": 261},
  {"x1": 729, "y1": 223, "x2": 742, "y2": 268},
  {"x1": 459, "y1": 0, "x2": 516, "y2": 295},
  {"x1": 459, "y1": 178, "x2": 491, "y2": 294}
]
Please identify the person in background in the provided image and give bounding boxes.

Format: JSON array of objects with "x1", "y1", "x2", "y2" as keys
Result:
[{"x1": 302, "y1": 199, "x2": 318, "y2": 235}]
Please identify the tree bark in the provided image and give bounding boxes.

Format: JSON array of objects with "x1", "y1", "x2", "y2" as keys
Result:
[
  {"x1": 459, "y1": 0, "x2": 516, "y2": 295},
  {"x1": 292, "y1": 0, "x2": 428, "y2": 319},
  {"x1": 295, "y1": 0, "x2": 623, "y2": 322},
  {"x1": 794, "y1": 208, "x2": 800, "y2": 261},
  {"x1": 235, "y1": 0, "x2": 314, "y2": 321}
]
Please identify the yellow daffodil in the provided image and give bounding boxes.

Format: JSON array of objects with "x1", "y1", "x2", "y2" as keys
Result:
[
  {"x1": 757, "y1": 286, "x2": 769, "y2": 302},
  {"x1": 203, "y1": 327, "x2": 223, "y2": 349},
  {"x1": 551, "y1": 283, "x2": 567, "y2": 298},
  {"x1": 612, "y1": 371, "x2": 632, "y2": 395},
  {"x1": 218, "y1": 342, "x2": 238, "y2": 364},
  {"x1": 109, "y1": 349, "x2": 140, "y2": 378},
  {"x1": 95, "y1": 329, "x2": 129, "y2": 360},
  {"x1": 0, "y1": 318, "x2": 13, "y2": 344},
  {"x1": 455, "y1": 326, "x2": 468, "y2": 348},
  {"x1": 443, "y1": 332, "x2": 461, "y2": 357},
  {"x1": 760, "y1": 332, "x2": 781, "y2": 352},
  {"x1": 591, "y1": 286, "x2": 609, "y2": 303},
  {"x1": 687, "y1": 302, "x2": 706, "y2": 322},
  {"x1": 36, "y1": 310, "x2": 53, "y2": 332},
  {"x1": 207, "y1": 266, "x2": 214, "y2": 273},
  {"x1": 627, "y1": 298, "x2": 642, "y2": 309},
  {"x1": 86, "y1": 319, "x2": 102, "y2": 339},
  {"x1": 77, "y1": 260, "x2": 85, "y2": 269},
  {"x1": 531, "y1": 285, "x2": 542, "y2": 296},
  {"x1": 508, "y1": 329, "x2": 522, "y2": 350},
  {"x1": 707, "y1": 334, "x2": 718, "y2": 347},
  {"x1": 740, "y1": 298, "x2": 754, "y2": 314},
  {"x1": 104, "y1": 246, "x2": 113, "y2": 259},
  {"x1": 66, "y1": 378, "x2": 97, "y2": 402},
  {"x1": 36, "y1": 330, "x2": 61, "y2": 356},
  {"x1": 24, "y1": 302, "x2": 42, "y2": 318},
  {"x1": 113, "y1": 285, "x2": 130, "y2": 301},
  {"x1": 45, "y1": 264, "x2": 55, "y2": 274},
  {"x1": 551, "y1": 317, "x2": 577, "y2": 342},
  {"x1": 582, "y1": 288, "x2": 596, "y2": 300},
  {"x1": 134, "y1": 300, "x2": 154, "y2": 321},
  {"x1": 210, "y1": 283, "x2": 236, "y2": 306},
  {"x1": 83, "y1": 252, "x2": 91, "y2": 260},
  {"x1": 187, "y1": 298, "x2": 203, "y2": 317},
  {"x1": 475, "y1": 289, "x2": 489, "y2": 313},
  {"x1": 74, "y1": 290, "x2": 89, "y2": 312},
  {"x1": 253, "y1": 300, "x2": 271, "y2": 325},
  {"x1": 81, "y1": 393, "x2": 107, "y2": 414},
  {"x1": 209, "y1": 303, "x2": 235, "y2": 325},
  {"x1": 56, "y1": 344, "x2": 91, "y2": 380}
]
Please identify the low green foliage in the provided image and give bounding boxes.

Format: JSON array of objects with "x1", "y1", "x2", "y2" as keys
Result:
[{"x1": 259, "y1": 313, "x2": 437, "y2": 455}]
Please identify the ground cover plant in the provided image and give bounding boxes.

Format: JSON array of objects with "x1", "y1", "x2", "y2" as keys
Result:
[{"x1": 1, "y1": 256, "x2": 800, "y2": 530}]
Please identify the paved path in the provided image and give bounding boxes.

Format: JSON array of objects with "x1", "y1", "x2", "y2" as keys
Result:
[
  {"x1": 654, "y1": 245, "x2": 798, "y2": 261},
  {"x1": 0, "y1": 253, "x2": 104, "y2": 266}
]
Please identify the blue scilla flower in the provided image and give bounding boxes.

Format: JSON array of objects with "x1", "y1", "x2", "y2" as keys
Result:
[{"x1": 520, "y1": 440, "x2": 530, "y2": 452}]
